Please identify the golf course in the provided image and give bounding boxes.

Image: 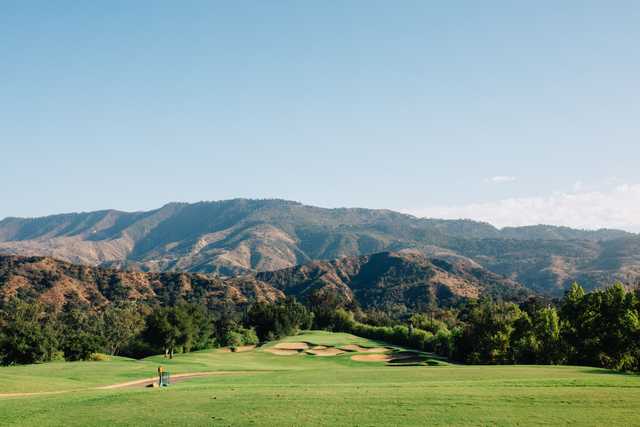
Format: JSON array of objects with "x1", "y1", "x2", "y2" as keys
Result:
[{"x1": 0, "y1": 331, "x2": 638, "y2": 426}]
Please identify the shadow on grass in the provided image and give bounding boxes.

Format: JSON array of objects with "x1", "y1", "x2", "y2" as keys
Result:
[{"x1": 581, "y1": 368, "x2": 640, "y2": 377}]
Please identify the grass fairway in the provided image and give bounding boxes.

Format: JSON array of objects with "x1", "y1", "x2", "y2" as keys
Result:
[{"x1": 0, "y1": 331, "x2": 638, "y2": 426}]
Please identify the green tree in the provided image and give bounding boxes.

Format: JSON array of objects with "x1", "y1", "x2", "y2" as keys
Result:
[
  {"x1": 0, "y1": 300, "x2": 58, "y2": 365},
  {"x1": 526, "y1": 306, "x2": 564, "y2": 364},
  {"x1": 143, "y1": 306, "x2": 187, "y2": 358},
  {"x1": 246, "y1": 297, "x2": 313, "y2": 341},
  {"x1": 101, "y1": 303, "x2": 146, "y2": 356},
  {"x1": 181, "y1": 303, "x2": 214, "y2": 351},
  {"x1": 593, "y1": 284, "x2": 639, "y2": 370},
  {"x1": 560, "y1": 282, "x2": 590, "y2": 364},
  {"x1": 142, "y1": 303, "x2": 212, "y2": 358},
  {"x1": 223, "y1": 330, "x2": 243, "y2": 349},
  {"x1": 453, "y1": 299, "x2": 522, "y2": 364},
  {"x1": 58, "y1": 305, "x2": 104, "y2": 361}
]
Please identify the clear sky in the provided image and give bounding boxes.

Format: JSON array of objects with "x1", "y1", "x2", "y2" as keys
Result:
[{"x1": 2, "y1": 1, "x2": 639, "y2": 231}]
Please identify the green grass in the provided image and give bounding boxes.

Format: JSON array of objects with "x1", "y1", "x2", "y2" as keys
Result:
[{"x1": 0, "y1": 331, "x2": 639, "y2": 426}]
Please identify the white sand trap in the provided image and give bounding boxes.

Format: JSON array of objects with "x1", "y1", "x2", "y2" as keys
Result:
[
  {"x1": 306, "y1": 348, "x2": 345, "y2": 356},
  {"x1": 311, "y1": 345, "x2": 328, "y2": 350},
  {"x1": 274, "y1": 342, "x2": 309, "y2": 350},
  {"x1": 341, "y1": 344, "x2": 388, "y2": 353},
  {"x1": 264, "y1": 348, "x2": 300, "y2": 356},
  {"x1": 351, "y1": 354, "x2": 392, "y2": 362}
]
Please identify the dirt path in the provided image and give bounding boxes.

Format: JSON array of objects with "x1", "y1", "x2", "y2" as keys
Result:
[
  {"x1": 97, "y1": 371, "x2": 255, "y2": 389},
  {"x1": 0, "y1": 370, "x2": 265, "y2": 398},
  {"x1": 0, "y1": 390, "x2": 71, "y2": 398}
]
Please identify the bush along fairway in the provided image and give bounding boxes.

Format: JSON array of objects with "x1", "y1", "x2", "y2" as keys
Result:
[{"x1": 0, "y1": 330, "x2": 638, "y2": 426}]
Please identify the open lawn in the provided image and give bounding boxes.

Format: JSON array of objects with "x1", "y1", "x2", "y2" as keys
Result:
[{"x1": 0, "y1": 331, "x2": 638, "y2": 426}]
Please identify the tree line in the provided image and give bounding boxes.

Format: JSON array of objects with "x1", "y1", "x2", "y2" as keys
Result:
[
  {"x1": 316, "y1": 283, "x2": 640, "y2": 372},
  {"x1": 1, "y1": 283, "x2": 638, "y2": 372},
  {"x1": 0, "y1": 297, "x2": 312, "y2": 365}
]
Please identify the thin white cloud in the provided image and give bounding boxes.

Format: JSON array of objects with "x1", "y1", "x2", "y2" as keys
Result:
[
  {"x1": 408, "y1": 184, "x2": 640, "y2": 232},
  {"x1": 486, "y1": 176, "x2": 517, "y2": 183}
]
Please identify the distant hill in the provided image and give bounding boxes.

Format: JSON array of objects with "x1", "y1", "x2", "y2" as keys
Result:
[
  {"x1": 0, "y1": 252, "x2": 525, "y2": 311},
  {"x1": 1, "y1": 199, "x2": 638, "y2": 295},
  {"x1": 257, "y1": 251, "x2": 528, "y2": 310},
  {"x1": 0, "y1": 254, "x2": 282, "y2": 311}
]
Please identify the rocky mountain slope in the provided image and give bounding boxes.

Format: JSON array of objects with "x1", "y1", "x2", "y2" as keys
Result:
[
  {"x1": 1, "y1": 199, "x2": 638, "y2": 295},
  {"x1": 0, "y1": 252, "x2": 527, "y2": 311},
  {"x1": 257, "y1": 251, "x2": 528, "y2": 310},
  {"x1": 0, "y1": 254, "x2": 283, "y2": 311}
]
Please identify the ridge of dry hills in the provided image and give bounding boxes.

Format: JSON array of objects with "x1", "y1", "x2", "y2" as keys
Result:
[
  {"x1": 1, "y1": 199, "x2": 639, "y2": 296},
  {"x1": 0, "y1": 252, "x2": 527, "y2": 311},
  {"x1": 0, "y1": 254, "x2": 283, "y2": 311},
  {"x1": 257, "y1": 251, "x2": 528, "y2": 309}
]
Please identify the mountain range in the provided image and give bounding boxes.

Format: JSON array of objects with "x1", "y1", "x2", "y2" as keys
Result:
[{"x1": 1, "y1": 199, "x2": 639, "y2": 296}]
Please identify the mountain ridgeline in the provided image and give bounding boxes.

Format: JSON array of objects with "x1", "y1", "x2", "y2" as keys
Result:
[{"x1": 1, "y1": 199, "x2": 638, "y2": 296}]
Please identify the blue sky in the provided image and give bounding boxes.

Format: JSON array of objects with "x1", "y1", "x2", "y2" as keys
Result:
[{"x1": 1, "y1": 1, "x2": 639, "y2": 230}]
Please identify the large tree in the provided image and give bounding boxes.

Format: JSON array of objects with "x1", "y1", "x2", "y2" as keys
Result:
[
  {"x1": 58, "y1": 304, "x2": 104, "y2": 361},
  {"x1": 143, "y1": 304, "x2": 208, "y2": 358},
  {"x1": 0, "y1": 300, "x2": 58, "y2": 365},
  {"x1": 101, "y1": 303, "x2": 146, "y2": 356}
]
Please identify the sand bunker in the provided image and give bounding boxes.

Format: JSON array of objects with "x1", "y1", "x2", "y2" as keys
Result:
[
  {"x1": 267, "y1": 341, "x2": 397, "y2": 358},
  {"x1": 306, "y1": 348, "x2": 345, "y2": 356},
  {"x1": 263, "y1": 348, "x2": 300, "y2": 356},
  {"x1": 340, "y1": 344, "x2": 388, "y2": 353},
  {"x1": 274, "y1": 342, "x2": 309, "y2": 350},
  {"x1": 351, "y1": 354, "x2": 392, "y2": 362},
  {"x1": 267, "y1": 342, "x2": 346, "y2": 357}
]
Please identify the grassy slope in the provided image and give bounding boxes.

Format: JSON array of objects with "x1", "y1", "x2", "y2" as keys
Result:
[{"x1": 0, "y1": 331, "x2": 639, "y2": 426}]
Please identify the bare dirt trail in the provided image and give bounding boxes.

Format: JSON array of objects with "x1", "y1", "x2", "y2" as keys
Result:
[
  {"x1": 0, "y1": 370, "x2": 266, "y2": 398},
  {"x1": 0, "y1": 390, "x2": 72, "y2": 398},
  {"x1": 97, "y1": 370, "x2": 261, "y2": 389}
]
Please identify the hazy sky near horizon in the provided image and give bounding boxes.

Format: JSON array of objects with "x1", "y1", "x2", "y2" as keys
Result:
[{"x1": 2, "y1": 2, "x2": 640, "y2": 231}]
